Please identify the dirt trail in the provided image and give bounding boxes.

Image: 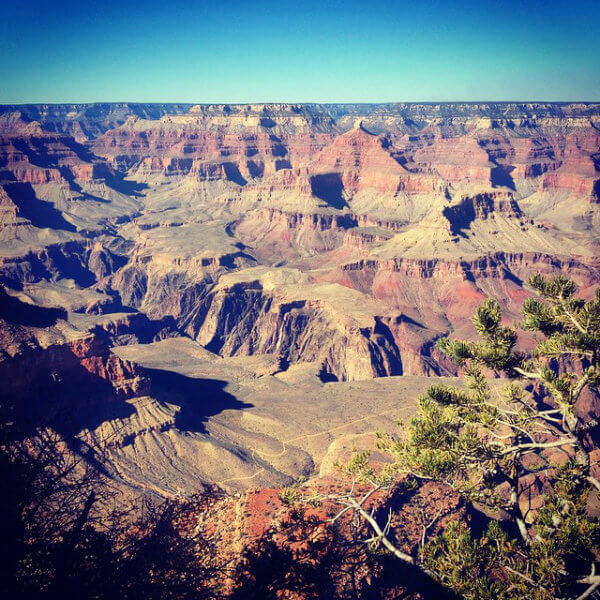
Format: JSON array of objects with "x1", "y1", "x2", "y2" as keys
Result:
[{"x1": 215, "y1": 408, "x2": 395, "y2": 489}]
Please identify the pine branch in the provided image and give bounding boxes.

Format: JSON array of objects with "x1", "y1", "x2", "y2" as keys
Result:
[{"x1": 498, "y1": 438, "x2": 574, "y2": 457}]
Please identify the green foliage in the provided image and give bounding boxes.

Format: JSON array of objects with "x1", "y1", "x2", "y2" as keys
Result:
[
  {"x1": 279, "y1": 486, "x2": 301, "y2": 506},
  {"x1": 521, "y1": 297, "x2": 560, "y2": 336},
  {"x1": 380, "y1": 363, "x2": 506, "y2": 493},
  {"x1": 522, "y1": 276, "x2": 600, "y2": 397},
  {"x1": 421, "y1": 522, "x2": 501, "y2": 600},
  {"x1": 344, "y1": 449, "x2": 380, "y2": 485},
  {"x1": 437, "y1": 299, "x2": 519, "y2": 372},
  {"x1": 422, "y1": 470, "x2": 600, "y2": 600},
  {"x1": 534, "y1": 466, "x2": 600, "y2": 580},
  {"x1": 365, "y1": 275, "x2": 600, "y2": 599},
  {"x1": 529, "y1": 273, "x2": 577, "y2": 300}
]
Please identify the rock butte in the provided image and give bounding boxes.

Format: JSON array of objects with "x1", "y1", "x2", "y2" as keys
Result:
[{"x1": 0, "y1": 102, "x2": 599, "y2": 496}]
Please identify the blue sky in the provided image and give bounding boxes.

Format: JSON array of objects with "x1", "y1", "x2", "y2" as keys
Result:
[{"x1": 1, "y1": 0, "x2": 599, "y2": 103}]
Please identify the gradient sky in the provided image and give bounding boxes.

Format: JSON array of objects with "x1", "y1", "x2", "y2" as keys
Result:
[{"x1": 1, "y1": 0, "x2": 599, "y2": 103}]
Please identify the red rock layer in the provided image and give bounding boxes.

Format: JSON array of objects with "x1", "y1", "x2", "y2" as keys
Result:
[
  {"x1": 0, "y1": 331, "x2": 148, "y2": 405},
  {"x1": 312, "y1": 124, "x2": 446, "y2": 195}
]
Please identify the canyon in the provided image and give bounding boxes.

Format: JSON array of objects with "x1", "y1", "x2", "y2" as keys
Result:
[{"x1": 1, "y1": 102, "x2": 599, "y2": 497}]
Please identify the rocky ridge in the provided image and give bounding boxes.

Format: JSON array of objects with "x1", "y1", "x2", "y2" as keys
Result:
[{"x1": 0, "y1": 102, "x2": 599, "y2": 494}]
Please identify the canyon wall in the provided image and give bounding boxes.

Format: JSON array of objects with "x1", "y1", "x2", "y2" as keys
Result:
[
  {"x1": 1, "y1": 102, "x2": 599, "y2": 382},
  {"x1": 0, "y1": 102, "x2": 599, "y2": 493}
]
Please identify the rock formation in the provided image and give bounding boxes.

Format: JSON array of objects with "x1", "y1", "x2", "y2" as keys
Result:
[{"x1": 0, "y1": 102, "x2": 599, "y2": 494}]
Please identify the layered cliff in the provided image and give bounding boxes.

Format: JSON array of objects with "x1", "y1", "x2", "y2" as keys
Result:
[
  {"x1": 1, "y1": 103, "x2": 599, "y2": 379},
  {"x1": 0, "y1": 102, "x2": 599, "y2": 493}
]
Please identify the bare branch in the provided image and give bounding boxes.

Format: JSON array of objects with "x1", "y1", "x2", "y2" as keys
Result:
[
  {"x1": 575, "y1": 580, "x2": 600, "y2": 600},
  {"x1": 498, "y1": 438, "x2": 574, "y2": 457},
  {"x1": 347, "y1": 496, "x2": 416, "y2": 565}
]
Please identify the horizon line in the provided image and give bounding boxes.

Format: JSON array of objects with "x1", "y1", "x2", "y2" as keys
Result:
[{"x1": 2, "y1": 100, "x2": 600, "y2": 107}]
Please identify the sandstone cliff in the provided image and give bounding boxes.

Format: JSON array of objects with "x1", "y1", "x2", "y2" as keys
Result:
[{"x1": 1, "y1": 102, "x2": 599, "y2": 494}]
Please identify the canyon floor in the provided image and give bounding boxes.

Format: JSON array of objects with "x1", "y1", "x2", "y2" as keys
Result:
[
  {"x1": 111, "y1": 338, "x2": 460, "y2": 495},
  {"x1": 1, "y1": 102, "x2": 599, "y2": 496}
]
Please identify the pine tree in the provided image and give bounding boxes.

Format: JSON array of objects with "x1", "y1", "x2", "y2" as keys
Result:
[{"x1": 334, "y1": 275, "x2": 600, "y2": 599}]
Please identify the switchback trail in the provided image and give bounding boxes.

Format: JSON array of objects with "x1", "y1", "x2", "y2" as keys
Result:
[{"x1": 215, "y1": 408, "x2": 396, "y2": 489}]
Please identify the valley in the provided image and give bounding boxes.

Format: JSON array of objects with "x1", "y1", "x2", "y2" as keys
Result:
[{"x1": 1, "y1": 102, "x2": 599, "y2": 496}]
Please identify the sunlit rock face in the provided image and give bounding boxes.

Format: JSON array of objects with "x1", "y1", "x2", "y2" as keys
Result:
[{"x1": 0, "y1": 102, "x2": 599, "y2": 494}]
